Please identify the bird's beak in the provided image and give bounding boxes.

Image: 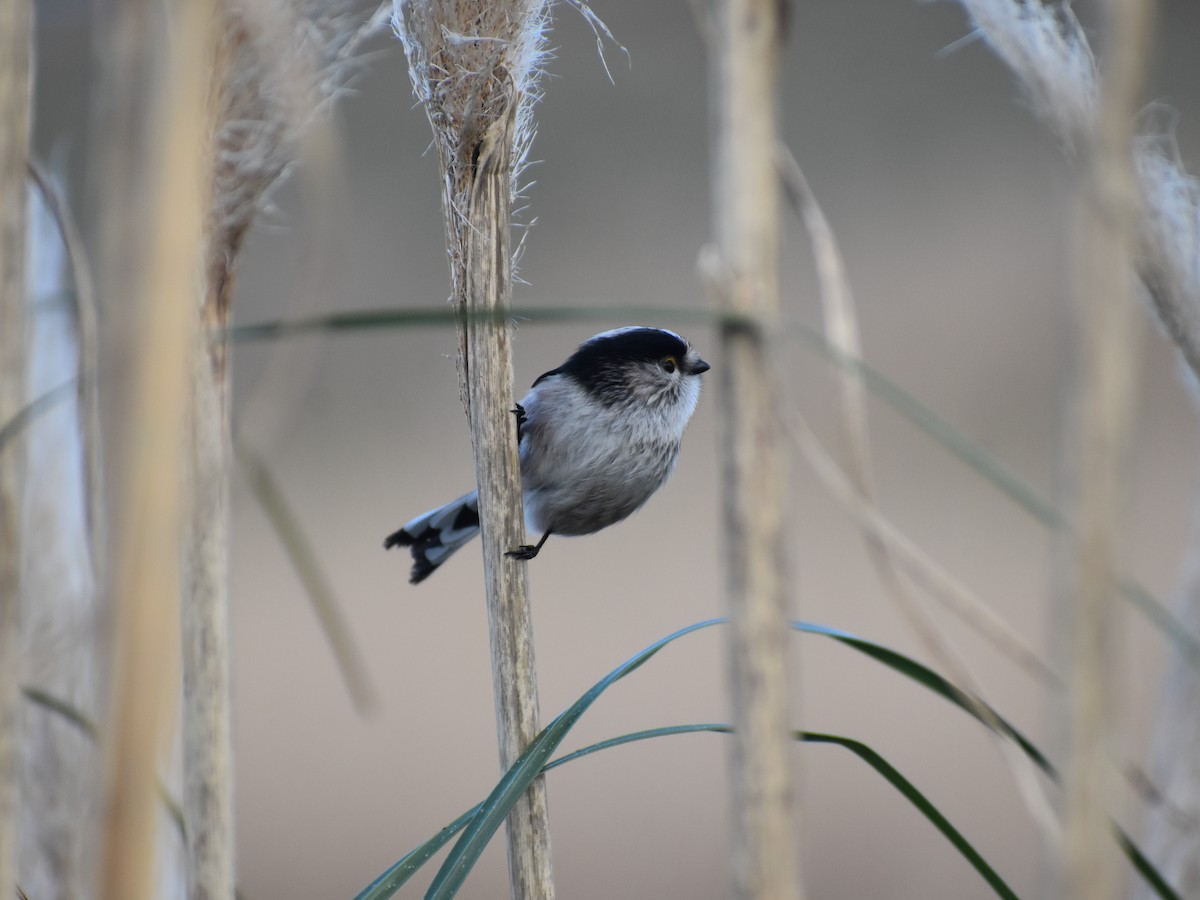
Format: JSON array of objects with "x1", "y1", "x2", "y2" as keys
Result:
[{"x1": 691, "y1": 358, "x2": 711, "y2": 375}]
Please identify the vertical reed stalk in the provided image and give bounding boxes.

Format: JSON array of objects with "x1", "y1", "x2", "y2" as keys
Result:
[
  {"x1": 461, "y1": 112, "x2": 554, "y2": 900},
  {"x1": 392, "y1": 4, "x2": 555, "y2": 896},
  {"x1": 0, "y1": 0, "x2": 31, "y2": 892},
  {"x1": 183, "y1": 4, "x2": 385, "y2": 891},
  {"x1": 183, "y1": 15, "x2": 235, "y2": 897},
  {"x1": 97, "y1": 0, "x2": 218, "y2": 896},
  {"x1": 1065, "y1": 1, "x2": 1154, "y2": 898},
  {"x1": 707, "y1": 1, "x2": 802, "y2": 898},
  {"x1": 181, "y1": 283, "x2": 236, "y2": 900}
]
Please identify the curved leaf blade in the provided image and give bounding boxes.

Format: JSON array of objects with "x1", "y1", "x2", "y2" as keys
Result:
[
  {"x1": 366, "y1": 723, "x2": 1021, "y2": 900},
  {"x1": 353, "y1": 805, "x2": 481, "y2": 900},
  {"x1": 422, "y1": 618, "x2": 726, "y2": 900},
  {"x1": 793, "y1": 621, "x2": 1054, "y2": 776},
  {"x1": 358, "y1": 618, "x2": 1181, "y2": 900},
  {"x1": 803, "y1": 731, "x2": 1018, "y2": 900}
]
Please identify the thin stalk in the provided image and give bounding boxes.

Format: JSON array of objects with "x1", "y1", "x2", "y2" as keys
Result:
[
  {"x1": 392, "y1": 3, "x2": 557, "y2": 897},
  {"x1": 1064, "y1": 1, "x2": 1155, "y2": 898},
  {"x1": 458, "y1": 120, "x2": 555, "y2": 900},
  {"x1": 181, "y1": 288, "x2": 236, "y2": 900},
  {"x1": 96, "y1": 0, "x2": 217, "y2": 896},
  {"x1": 183, "y1": 40, "x2": 237, "y2": 899},
  {"x1": 0, "y1": 0, "x2": 31, "y2": 890},
  {"x1": 707, "y1": 1, "x2": 802, "y2": 898},
  {"x1": 235, "y1": 438, "x2": 377, "y2": 713},
  {"x1": 182, "y1": 2, "x2": 388, "y2": 891}
]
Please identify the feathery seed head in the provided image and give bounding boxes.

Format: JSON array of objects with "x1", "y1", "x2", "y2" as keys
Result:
[
  {"x1": 957, "y1": 0, "x2": 1098, "y2": 145},
  {"x1": 210, "y1": 0, "x2": 385, "y2": 276},
  {"x1": 391, "y1": 0, "x2": 551, "y2": 187}
]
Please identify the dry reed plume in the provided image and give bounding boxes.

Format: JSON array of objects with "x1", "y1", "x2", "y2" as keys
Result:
[{"x1": 954, "y1": 2, "x2": 1197, "y2": 896}]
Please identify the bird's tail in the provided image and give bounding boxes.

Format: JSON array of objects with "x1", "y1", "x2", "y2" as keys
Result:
[{"x1": 384, "y1": 490, "x2": 481, "y2": 584}]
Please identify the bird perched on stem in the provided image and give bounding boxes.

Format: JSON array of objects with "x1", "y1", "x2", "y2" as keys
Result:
[{"x1": 385, "y1": 327, "x2": 711, "y2": 583}]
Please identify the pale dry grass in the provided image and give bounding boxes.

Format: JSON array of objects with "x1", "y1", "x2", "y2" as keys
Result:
[
  {"x1": 704, "y1": 1, "x2": 801, "y2": 897},
  {"x1": 955, "y1": 1, "x2": 1192, "y2": 896},
  {"x1": 183, "y1": 3, "x2": 385, "y2": 895}
]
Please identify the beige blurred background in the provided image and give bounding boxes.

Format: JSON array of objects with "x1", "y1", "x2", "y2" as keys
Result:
[{"x1": 34, "y1": 1, "x2": 1200, "y2": 897}]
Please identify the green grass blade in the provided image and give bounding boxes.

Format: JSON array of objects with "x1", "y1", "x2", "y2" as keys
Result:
[
  {"x1": 353, "y1": 805, "x2": 481, "y2": 900},
  {"x1": 800, "y1": 338, "x2": 1199, "y2": 668},
  {"x1": 796, "y1": 621, "x2": 1179, "y2": 899},
  {"x1": 802, "y1": 731, "x2": 1019, "y2": 900},
  {"x1": 422, "y1": 617, "x2": 725, "y2": 900},
  {"x1": 543, "y1": 724, "x2": 731, "y2": 771},
  {"x1": 368, "y1": 722, "x2": 1020, "y2": 900},
  {"x1": 555, "y1": 725, "x2": 1019, "y2": 900},
  {"x1": 0, "y1": 380, "x2": 75, "y2": 454},
  {"x1": 235, "y1": 439, "x2": 378, "y2": 714},
  {"x1": 21, "y1": 686, "x2": 99, "y2": 739},
  {"x1": 229, "y1": 305, "x2": 724, "y2": 343},
  {"x1": 1116, "y1": 827, "x2": 1184, "y2": 900},
  {"x1": 22, "y1": 686, "x2": 189, "y2": 842},
  {"x1": 816, "y1": 341, "x2": 1064, "y2": 529},
  {"x1": 359, "y1": 618, "x2": 1180, "y2": 900},
  {"x1": 1119, "y1": 577, "x2": 1200, "y2": 669},
  {"x1": 355, "y1": 621, "x2": 724, "y2": 900},
  {"x1": 359, "y1": 730, "x2": 726, "y2": 900},
  {"x1": 810, "y1": 347, "x2": 1198, "y2": 667},
  {"x1": 792, "y1": 621, "x2": 1055, "y2": 776}
]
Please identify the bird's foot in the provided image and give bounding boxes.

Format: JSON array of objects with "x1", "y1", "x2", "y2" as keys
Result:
[{"x1": 505, "y1": 544, "x2": 540, "y2": 561}]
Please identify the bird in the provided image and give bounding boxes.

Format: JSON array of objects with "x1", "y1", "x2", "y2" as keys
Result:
[{"x1": 384, "y1": 326, "x2": 711, "y2": 583}]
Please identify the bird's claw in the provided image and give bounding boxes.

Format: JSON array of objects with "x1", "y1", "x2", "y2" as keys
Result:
[{"x1": 505, "y1": 544, "x2": 539, "y2": 561}]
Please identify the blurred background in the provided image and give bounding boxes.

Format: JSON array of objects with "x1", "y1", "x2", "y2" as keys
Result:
[{"x1": 32, "y1": 0, "x2": 1200, "y2": 897}]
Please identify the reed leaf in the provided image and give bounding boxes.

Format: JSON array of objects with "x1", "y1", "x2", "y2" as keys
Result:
[{"x1": 356, "y1": 617, "x2": 1181, "y2": 900}]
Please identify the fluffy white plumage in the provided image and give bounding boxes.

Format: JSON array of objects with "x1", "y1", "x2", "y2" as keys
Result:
[{"x1": 386, "y1": 327, "x2": 709, "y2": 583}]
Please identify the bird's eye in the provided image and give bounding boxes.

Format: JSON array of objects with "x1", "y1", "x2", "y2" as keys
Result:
[{"x1": 661, "y1": 356, "x2": 677, "y2": 374}]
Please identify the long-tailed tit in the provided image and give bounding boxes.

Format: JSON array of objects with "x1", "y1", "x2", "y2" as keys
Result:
[{"x1": 385, "y1": 326, "x2": 710, "y2": 583}]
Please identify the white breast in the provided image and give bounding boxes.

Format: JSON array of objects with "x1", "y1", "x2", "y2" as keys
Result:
[{"x1": 516, "y1": 374, "x2": 699, "y2": 536}]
